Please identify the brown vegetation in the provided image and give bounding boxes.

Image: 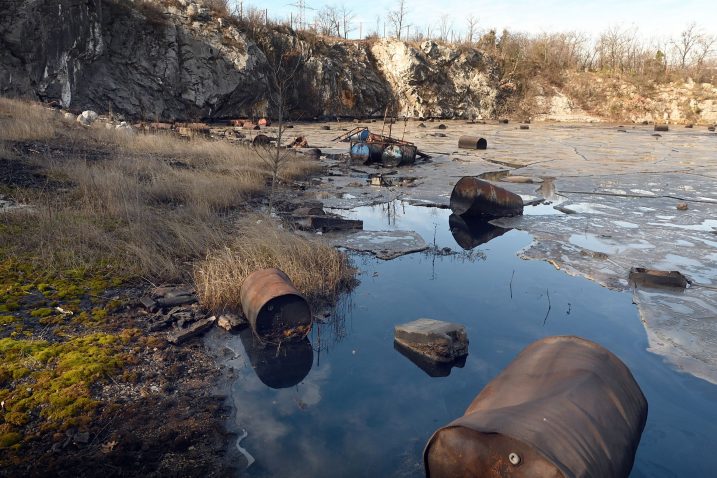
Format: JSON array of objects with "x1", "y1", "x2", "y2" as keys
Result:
[
  {"x1": 194, "y1": 219, "x2": 355, "y2": 313},
  {"x1": 0, "y1": 98, "x2": 326, "y2": 288}
]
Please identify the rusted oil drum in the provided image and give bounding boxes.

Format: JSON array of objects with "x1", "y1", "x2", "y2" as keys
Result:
[
  {"x1": 448, "y1": 214, "x2": 510, "y2": 250},
  {"x1": 450, "y1": 177, "x2": 524, "y2": 218},
  {"x1": 654, "y1": 124, "x2": 669, "y2": 132},
  {"x1": 258, "y1": 118, "x2": 271, "y2": 126},
  {"x1": 458, "y1": 136, "x2": 488, "y2": 150},
  {"x1": 240, "y1": 268, "x2": 312, "y2": 342},
  {"x1": 382, "y1": 144, "x2": 418, "y2": 167},
  {"x1": 424, "y1": 336, "x2": 648, "y2": 478}
]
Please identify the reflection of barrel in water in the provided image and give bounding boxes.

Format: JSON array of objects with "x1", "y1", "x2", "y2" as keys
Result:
[
  {"x1": 238, "y1": 328, "x2": 313, "y2": 389},
  {"x1": 449, "y1": 214, "x2": 510, "y2": 250},
  {"x1": 394, "y1": 341, "x2": 467, "y2": 378}
]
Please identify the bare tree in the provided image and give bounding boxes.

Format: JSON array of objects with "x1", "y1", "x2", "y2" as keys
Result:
[
  {"x1": 465, "y1": 15, "x2": 478, "y2": 44},
  {"x1": 339, "y1": 5, "x2": 355, "y2": 39},
  {"x1": 695, "y1": 31, "x2": 716, "y2": 67},
  {"x1": 672, "y1": 22, "x2": 702, "y2": 69},
  {"x1": 315, "y1": 5, "x2": 340, "y2": 37},
  {"x1": 387, "y1": 0, "x2": 407, "y2": 39},
  {"x1": 254, "y1": 39, "x2": 311, "y2": 213},
  {"x1": 438, "y1": 14, "x2": 453, "y2": 42}
]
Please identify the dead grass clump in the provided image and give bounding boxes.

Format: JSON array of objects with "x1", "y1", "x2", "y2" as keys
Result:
[
  {"x1": 0, "y1": 97, "x2": 58, "y2": 142},
  {"x1": 194, "y1": 219, "x2": 355, "y2": 312}
]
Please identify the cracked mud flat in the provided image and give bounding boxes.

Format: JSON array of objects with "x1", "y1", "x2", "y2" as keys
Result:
[{"x1": 281, "y1": 120, "x2": 717, "y2": 384}]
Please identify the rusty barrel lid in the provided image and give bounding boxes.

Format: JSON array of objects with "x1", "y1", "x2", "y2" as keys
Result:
[
  {"x1": 424, "y1": 336, "x2": 647, "y2": 478},
  {"x1": 240, "y1": 268, "x2": 312, "y2": 342}
]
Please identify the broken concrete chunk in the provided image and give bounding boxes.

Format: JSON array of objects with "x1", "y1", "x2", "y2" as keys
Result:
[
  {"x1": 152, "y1": 285, "x2": 198, "y2": 308},
  {"x1": 629, "y1": 268, "x2": 690, "y2": 289},
  {"x1": 217, "y1": 313, "x2": 247, "y2": 331},
  {"x1": 394, "y1": 318, "x2": 469, "y2": 363},
  {"x1": 168, "y1": 316, "x2": 216, "y2": 344},
  {"x1": 326, "y1": 230, "x2": 429, "y2": 260},
  {"x1": 308, "y1": 216, "x2": 363, "y2": 232},
  {"x1": 139, "y1": 296, "x2": 157, "y2": 311}
]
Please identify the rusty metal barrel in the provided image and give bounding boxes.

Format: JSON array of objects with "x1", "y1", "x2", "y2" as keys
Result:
[
  {"x1": 654, "y1": 124, "x2": 669, "y2": 132},
  {"x1": 240, "y1": 268, "x2": 312, "y2": 342},
  {"x1": 450, "y1": 177, "x2": 524, "y2": 218},
  {"x1": 424, "y1": 336, "x2": 648, "y2": 478},
  {"x1": 458, "y1": 136, "x2": 488, "y2": 150}
]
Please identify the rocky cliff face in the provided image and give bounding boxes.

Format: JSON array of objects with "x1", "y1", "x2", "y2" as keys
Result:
[{"x1": 0, "y1": 0, "x2": 504, "y2": 120}]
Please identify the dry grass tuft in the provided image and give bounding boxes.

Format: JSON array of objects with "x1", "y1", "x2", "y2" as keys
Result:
[
  {"x1": 0, "y1": 97, "x2": 58, "y2": 141},
  {"x1": 0, "y1": 97, "x2": 328, "y2": 285},
  {"x1": 194, "y1": 219, "x2": 355, "y2": 312}
]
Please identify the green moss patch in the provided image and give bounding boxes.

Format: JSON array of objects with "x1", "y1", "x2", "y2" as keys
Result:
[{"x1": 0, "y1": 332, "x2": 135, "y2": 449}]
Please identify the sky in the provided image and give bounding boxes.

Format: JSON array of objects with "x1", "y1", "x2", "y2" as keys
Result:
[{"x1": 232, "y1": 0, "x2": 717, "y2": 41}]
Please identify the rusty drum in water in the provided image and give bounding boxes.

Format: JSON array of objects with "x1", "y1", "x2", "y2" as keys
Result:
[
  {"x1": 240, "y1": 268, "x2": 312, "y2": 342},
  {"x1": 424, "y1": 336, "x2": 648, "y2": 478},
  {"x1": 450, "y1": 177, "x2": 524, "y2": 218}
]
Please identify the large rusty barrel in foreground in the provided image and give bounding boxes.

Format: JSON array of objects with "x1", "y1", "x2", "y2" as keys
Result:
[
  {"x1": 424, "y1": 336, "x2": 648, "y2": 478},
  {"x1": 450, "y1": 177, "x2": 524, "y2": 218},
  {"x1": 240, "y1": 268, "x2": 312, "y2": 342},
  {"x1": 458, "y1": 136, "x2": 488, "y2": 150}
]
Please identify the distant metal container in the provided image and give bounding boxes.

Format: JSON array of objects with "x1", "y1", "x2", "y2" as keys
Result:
[
  {"x1": 258, "y1": 118, "x2": 271, "y2": 126},
  {"x1": 240, "y1": 268, "x2": 312, "y2": 342},
  {"x1": 347, "y1": 128, "x2": 370, "y2": 142},
  {"x1": 654, "y1": 124, "x2": 669, "y2": 132},
  {"x1": 382, "y1": 144, "x2": 418, "y2": 167},
  {"x1": 350, "y1": 142, "x2": 371, "y2": 162},
  {"x1": 450, "y1": 177, "x2": 523, "y2": 218},
  {"x1": 458, "y1": 136, "x2": 488, "y2": 150},
  {"x1": 424, "y1": 336, "x2": 648, "y2": 478}
]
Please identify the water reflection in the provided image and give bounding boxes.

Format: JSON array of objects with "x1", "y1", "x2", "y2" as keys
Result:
[
  {"x1": 448, "y1": 214, "x2": 510, "y2": 250},
  {"x1": 239, "y1": 328, "x2": 313, "y2": 389},
  {"x1": 393, "y1": 341, "x2": 467, "y2": 377}
]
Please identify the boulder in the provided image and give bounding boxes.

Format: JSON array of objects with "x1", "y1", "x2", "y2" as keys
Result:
[
  {"x1": 394, "y1": 318, "x2": 468, "y2": 363},
  {"x1": 76, "y1": 110, "x2": 98, "y2": 126}
]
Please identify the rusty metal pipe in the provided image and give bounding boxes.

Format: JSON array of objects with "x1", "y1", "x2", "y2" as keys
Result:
[
  {"x1": 458, "y1": 136, "x2": 488, "y2": 150},
  {"x1": 450, "y1": 177, "x2": 524, "y2": 218},
  {"x1": 240, "y1": 268, "x2": 312, "y2": 342},
  {"x1": 424, "y1": 336, "x2": 648, "y2": 478}
]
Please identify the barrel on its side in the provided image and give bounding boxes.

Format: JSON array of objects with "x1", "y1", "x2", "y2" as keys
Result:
[
  {"x1": 654, "y1": 124, "x2": 669, "y2": 132},
  {"x1": 350, "y1": 142, "x2": 370, "y2": 162},
  {"x1": 450, "y1": 177, "x2": 523, "y2": 218},
  {"x1": 382, "y1": 144, "x2": 418, "y2": 167},
  {"x1": 424, "y1": 336, "x2": 648, "y2": 478},
  {"x1": 240, "y1": 268, "x2": 312, "y2": 342},
  {"x1": 458, "y1": 136, "x2": 488, "y2": 150}
]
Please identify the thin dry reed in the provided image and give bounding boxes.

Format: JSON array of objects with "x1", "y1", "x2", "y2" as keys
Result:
[{"x1": 194, "y1": 219, "x2": 355, "y2": 312}]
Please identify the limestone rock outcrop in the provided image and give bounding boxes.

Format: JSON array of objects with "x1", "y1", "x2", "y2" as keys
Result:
[{"x1": 0, "y1": 0, "x2": 503, "y2": 120}]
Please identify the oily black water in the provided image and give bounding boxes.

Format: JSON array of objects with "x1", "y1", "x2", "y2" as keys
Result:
[{"x1": 214, "y1": 201, "x2": 717, "y2": 478}]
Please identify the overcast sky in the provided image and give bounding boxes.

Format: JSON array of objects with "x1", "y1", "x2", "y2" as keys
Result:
[{"x1": 234, "y1": 0, "x2": 717, "y2": 40}]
